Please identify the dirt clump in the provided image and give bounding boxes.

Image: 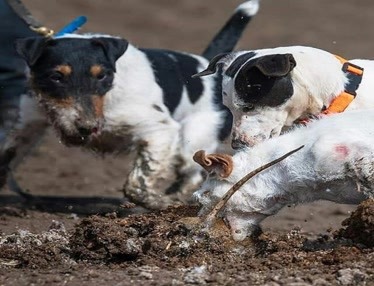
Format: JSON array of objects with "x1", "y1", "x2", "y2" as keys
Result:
[
  {"x1": 337, "y1": 198, "x2": 374, "y2": 247},
  {"x1": 1, "y1": 203, "x2": 374, "y2": 284},
  {"x1": 0, "y1": 220, "x2": 72, "y2": 269},
  {"x1": 68, "y1": 203, "x2": 374, "y2": 284},
  {"x1": 70, "y1": 205, "x2": 255, "y2": 267}
]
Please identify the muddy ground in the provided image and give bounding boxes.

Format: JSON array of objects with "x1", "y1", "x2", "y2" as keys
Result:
[{"x1": 1, "y1": 0, "x2": 374, "y2": 285}]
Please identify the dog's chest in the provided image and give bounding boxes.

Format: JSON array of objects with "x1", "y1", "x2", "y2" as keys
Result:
[{"x1": 86, "y1": 130, "x2": 134, "y2": 154}]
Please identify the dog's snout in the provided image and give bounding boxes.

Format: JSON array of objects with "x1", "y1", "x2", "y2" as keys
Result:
[{"x1": 231, "y1": 139, "x2": 248, "y2": 150}]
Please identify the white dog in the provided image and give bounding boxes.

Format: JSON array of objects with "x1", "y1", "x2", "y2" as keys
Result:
[
  {"x1": 193, "y1": 110, "x2": 373, "y2": 241},
  {"x1": 14, "y1": 1, "x2": 260, "y2": 209},
  {"x1": 194, "y1": 46, "x2": 374, "y2": 148}
]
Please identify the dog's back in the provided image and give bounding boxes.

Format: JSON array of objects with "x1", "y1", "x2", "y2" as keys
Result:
[{"x1": 139, "y1": 1, "x2": 260, "y2": 141}]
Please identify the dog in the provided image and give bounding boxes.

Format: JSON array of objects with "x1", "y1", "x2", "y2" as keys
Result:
[
  {"x1": 193, "y1": 46, "x2": 374, "y2": 149},
  {"x1": 14, "y1": 1, "x2": 260, "y2": 209},
  {"x1": 193, "y1": 110, "x2": 374, "y2": 241}
]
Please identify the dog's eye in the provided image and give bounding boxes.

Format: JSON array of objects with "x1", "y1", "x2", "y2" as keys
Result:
[
  {"x1": 242, "y1": 104, "x2": 254, "y2": 113},
  {"x1": 49, "y1": 72, "x2": 63, "y2": 83},
  {"x1": 96, "y1": 71, "x2": 113, "y2": 81},
  {"x1": 96, "y1": 73, "x2": 107, "y2": 81}
]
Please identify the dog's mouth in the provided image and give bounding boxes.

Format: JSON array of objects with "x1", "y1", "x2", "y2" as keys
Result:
[
  {"x1": 232, "y1": 133, "x2": 268, "y2": 149},
  {"x1": 57, "y1": 122, "x2": 103, "y2": 147},
  {"x1": 76, "y1": 126, "x2": 100, "y2": 138}
]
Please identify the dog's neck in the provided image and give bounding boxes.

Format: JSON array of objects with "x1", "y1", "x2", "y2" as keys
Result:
[
  {"x1": 111, "y1": 44, "x2": 160, "y2": 96},
  {"x1": 285, "y1": 48, "x2": 348, "y2": 123},
  {"x1": 104, "y1": 44, "x2": 163, "y2": 129}
]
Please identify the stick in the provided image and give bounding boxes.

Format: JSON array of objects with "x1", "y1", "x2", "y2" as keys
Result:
[{"x1": 204, "y1": 145, "x2": 304, "y2": 226}]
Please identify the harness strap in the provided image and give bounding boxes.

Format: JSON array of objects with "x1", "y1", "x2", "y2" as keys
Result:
[
  {"x1": 7, "y1": 0, "x2": 54, "y2": 36},
  {"x1": 8, "y1": 0, "x2": 87, "y2": 37}
]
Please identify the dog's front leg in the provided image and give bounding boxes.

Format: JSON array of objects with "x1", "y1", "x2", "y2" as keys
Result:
[{"x1": 123, "y1": 117, "x2": 181, "y2": 209}]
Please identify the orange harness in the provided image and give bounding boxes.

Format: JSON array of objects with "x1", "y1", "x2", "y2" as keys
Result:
[{"x1": 299, "y1": 55, "x2": 364, "y2": 124}]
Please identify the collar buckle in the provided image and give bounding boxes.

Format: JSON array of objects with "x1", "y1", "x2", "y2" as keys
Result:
[{"x1": 342, "y1": 62, "x2": 364, "y2": 97}]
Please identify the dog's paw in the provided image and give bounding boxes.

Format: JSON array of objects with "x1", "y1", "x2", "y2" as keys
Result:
[{"x1": 123, "y1": 183, "x2": 175, "y2": 210}]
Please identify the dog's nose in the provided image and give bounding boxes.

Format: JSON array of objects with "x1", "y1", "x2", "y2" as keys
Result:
[{"x1": 231, "y1": 139, "x2": 248, "y2": 150}]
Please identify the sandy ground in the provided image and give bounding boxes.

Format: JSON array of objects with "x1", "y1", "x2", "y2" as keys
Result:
[{"x1": 1, "y1": 0, "x2": 374, "y2": 285}]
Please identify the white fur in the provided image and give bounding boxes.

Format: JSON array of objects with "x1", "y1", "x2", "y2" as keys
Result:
[
  {"x1": 101, "y1": 45, "x2": 226, "y2": 208},
  {"x1": 236, "y1": 0, "x2": 260, "y2": 16},
  {"x1": 218, "y1": 46, "x2": 374, "y2": 146},
  {"x1": 194, "y1": 110, "x2": 374, "y2": 240}
]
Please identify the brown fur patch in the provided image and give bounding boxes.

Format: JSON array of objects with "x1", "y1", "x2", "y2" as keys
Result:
[
  {"x1": 92, "y1": 95, "x2": 105, "y2": 118},
  {"x1": 55, "y1": 65, "x2": 72, "y2": 76},
  {"x1": 38, "y1": 92, "x2": 75, "y2": 108},
  {"x1": 53, "y1": 97, "x2": 75, "y2": 108},
  {"x1": 90, "y1": 65, "x2": 103, "y2": 78}
]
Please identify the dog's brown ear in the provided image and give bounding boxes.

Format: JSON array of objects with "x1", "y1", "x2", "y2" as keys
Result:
[
  {"x1": 193, "y1": 150, "x2": 233, "y2": 178},
  {"x1": 15, "y1": 37, "x2": 50, "y2": 66},
  {"x1": 192, "y1": 53, "x2": 229, "y2": 78},
  {"x1": 254, "y1": 53, "x2": 296, "y2": 77},
  {"x1": 91, "y1": 37, "x2": 129, "y2": 71}
]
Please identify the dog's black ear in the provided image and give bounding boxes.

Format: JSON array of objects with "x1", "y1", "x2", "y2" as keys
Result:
[
  {"x1": 91, "y1": 37, "x2": 129, "y2": 71},
  {"x1": 192, "y1": 52, "x2": 229, "y2": 78},
  {"x1": 15, "y1": 37, "x2": 49, "y2": 66},
  {"x1": 254, "y1": 54, "x2": 296, "y2": 77}
]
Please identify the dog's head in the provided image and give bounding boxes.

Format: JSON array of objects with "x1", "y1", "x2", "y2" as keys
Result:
[
  {"x1": 16, "y1": 35, "x2": 128, "y2": 146},
  {"x1": 194, "y1": 51, "x2": 297, "y2": 149}
]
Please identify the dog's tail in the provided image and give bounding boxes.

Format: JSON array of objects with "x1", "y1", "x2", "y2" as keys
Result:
[{"x1": 202, "y1": 0, "x2": 260, "y2": 60}]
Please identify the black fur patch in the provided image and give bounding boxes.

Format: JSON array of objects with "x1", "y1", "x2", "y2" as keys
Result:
[
  {"x1": 143, "y1": 49, "x2": 204, "y2": 114},
  {"x1": 213, "y1": 66, "x2": 233, "y2": 141},
  {"x1": 225, "y1": 52, "x2": 256, "y2": 77},
  {"x1": 234, "y1": 54, "x2": 296, "y2": 107},
  {"x1": 202, "y1": 9, "x2": 254, "y2": 60},
  {"x1": 254, "y1": 54, "x2": 296, "y2": 77}
]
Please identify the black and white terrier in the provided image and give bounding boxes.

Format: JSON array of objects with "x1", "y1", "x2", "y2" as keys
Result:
[
  {"x1": 14, "y1": 1, "x2": 260, "y2": 209},
  {"x1": 194, "y1": 45, "x2": 374, "y2": 149}
]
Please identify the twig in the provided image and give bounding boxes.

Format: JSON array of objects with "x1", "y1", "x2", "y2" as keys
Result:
[{"x1": 204, "y1": 145, "x2": 304, "y2": 227}]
